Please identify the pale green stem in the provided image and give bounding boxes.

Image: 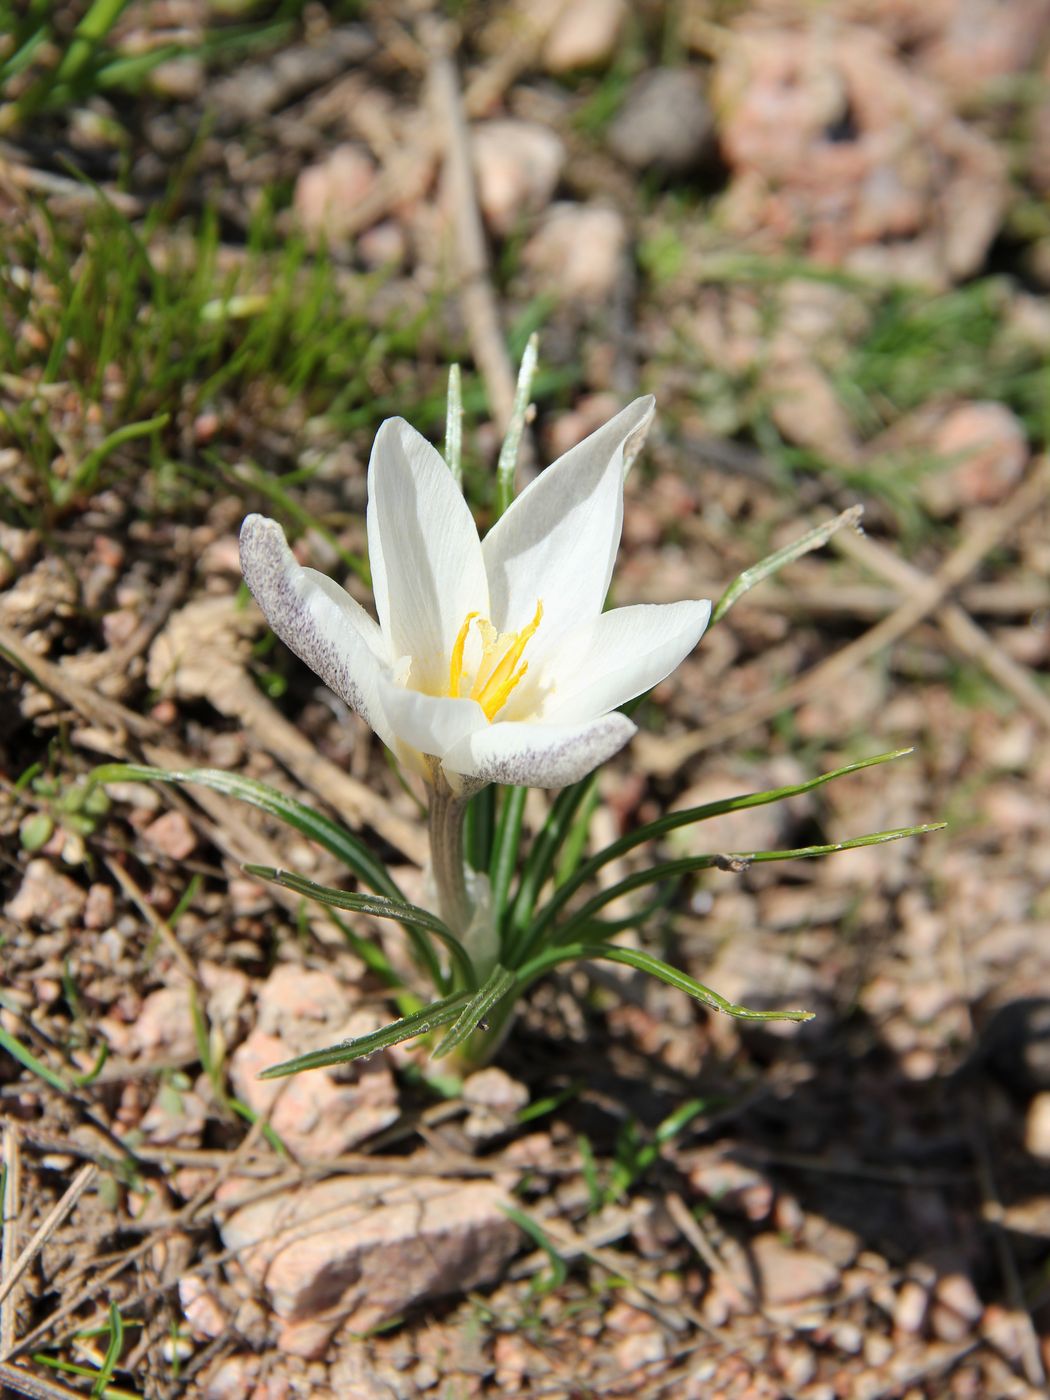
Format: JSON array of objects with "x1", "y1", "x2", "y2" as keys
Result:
[{"x1": 427, "y1": 781, "x2": 472, "y2": 939}]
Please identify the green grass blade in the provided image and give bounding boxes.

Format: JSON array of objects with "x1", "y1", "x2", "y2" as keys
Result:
[
  {"x1": 496, "y1": 332, "x2": 539, "y2": 516},
  {"x1": 258, "y1": 994, "x2": 471, "y2": 1078},
  {"x1": 712, "y1": 505, "x2": 864, "y2": 624},
  {"x1": 501, "y1": 1206, "x2": 568, "y2": 1293},
  {"x1": 91, "y1": 1303, "x2": 124, "y2": 1397},
  {"x1": 244, "y1": 865, "x2": 476, "y2": 990},
  {"x1": 431, "y1": 965, "x2": 515, "y2": 1060},
  {"x1": 0, "y1": 1024, "x2": 70, "y2": 1093},
  {"x1": 524, "y1": 749, "x2": 916, "y2": 954},
  {"x1": 464, "y1": 784, "x2": 495, "y2": 873},
  {"x1": 444, "y1": 363, "x2": 463, "y2": 486},
  {"x1": 515, "y1": 944, "x2": 814, "y2": 1023},
  {"x1": 489, "y1": 785, "x2": 527, "y2": 921},
  {"x1": 553, "y1": 822, "x2": 946, "y2": 944},
  {"x1": 90, "y1": 764, "x2": 402, "y2": 899},
  {"x1": 503, "y1": 772, "x2": 599, "y2": 962}
]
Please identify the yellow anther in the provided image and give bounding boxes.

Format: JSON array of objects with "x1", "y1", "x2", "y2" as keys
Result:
[
  {"x1": 448, "y1": 611, "x2": 478, "y2": 698},
  {"x1": 472, "y1": 600, "x2": 543, "y2": 721}
]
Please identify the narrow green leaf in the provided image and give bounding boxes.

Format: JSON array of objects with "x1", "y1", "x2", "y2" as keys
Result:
[
  {"x1": 62, "y1": 412, "x2": 170, "y2": 501},
  {"x1": 524, "y1": 749, "x2": 916, "y2": 954},
  {"x1": 505, "y1": 772, "x2": 599, "y2": 962},
  {"x1": 91, "y1": 1303, "x2": 124, "y2": 1397},
  {"x1": 516, "y1": 943, "x2": 814, "y2": 1023},
  {"x1": 553, "y1": 822, "x2": 946, "y2": 944},
  {"x1": 464, "y1": 783, "x2": 495, "y2": 873},
  {"x1": 71, "y1": 1041, "x2": 109, "y2": 1087},
  {"x1": 489, "y1": 785, "x2": 527, "y2": 919},
  {"x1": 432, "y1": 964, "x2": 515, "y2": 1060},
  {"x1": 258, "y1": 994, "x2": 471, "y2": 1078},
  {"x1": 713, "y1": 505, "x2": 864, "y2": 624},
  {"x1": 502, "y1": 1205, "x2": 568, "y2": 1294},
  {"x1": 0, "y1": 1024, "x2": 70, "y2": 1093},
  {"x1": 496, "y1": 332, "x2": 539, "y2": 516},
  {"x1": 444, "y1": 362, "x2": 463, "y2": 487},
  {"x1": 244, "y1": 865, "x2": 476, "y2": 990},
  {"x1": 90, "y1": 764, "x2": 401, "y2": 899}
]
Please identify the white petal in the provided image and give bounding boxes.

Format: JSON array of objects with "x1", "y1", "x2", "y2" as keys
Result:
[
  {"x1": 367, "y1": 418, "x2": 488, "y2": 693},
  {"x1": 440, "y1": 712, "x2": 637, "y2": 790},
  {"x1": 540, "y1": 600, "x2": 711, "y2": 725},
  {"x1": 240, "y1": 514, "x2": 393, "y2": 747},
  {"x1": 378, "y1": 679, "x2": 488, "y2": 763},
  {"x1": 482, "y1": 397, "x2": 655, "y2": 642}
]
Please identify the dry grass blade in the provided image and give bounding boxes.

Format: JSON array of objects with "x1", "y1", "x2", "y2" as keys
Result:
[
  {"x1": 426, "y1": 21, "x2": 517, "y2": 434},
  {"x1": 641, "y1": 455, "x2": 1050, "y2": 774},
  {"x1": 0, "y1": 1359, "x2": 97, "y2": 1400},
  {"x1": 835, "y1": 526, "x2": 1050, "y2": 731},
  {"x1": 0, "y1": 1165, "x2": 96, "y2": 1346},
  {"x1": 1, "y1": 1125, "x2": 22, "y2": 1361}
]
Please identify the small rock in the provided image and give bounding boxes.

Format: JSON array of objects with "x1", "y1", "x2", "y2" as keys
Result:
[
  {"x1": 1024, "y1": 1092, "x2": 1050, "y2": 1159},
  {"x1": 543, "y1": 0, "x2": 626, "y2": 73},
  {"x1": 129, "y1": 985, "x2": 198, "y2": 1065},
  {"x1": 931, "y1": 1272, "x2": 982, "y2": 1343},
  {"x1": 613, "y1": 1329, "x2": 667, "y2": 1371},
  {"x1": 197, "y1": 1353, "x2": 259, "y2": 1400},
  {"x1": 472, "y1": 120, "x2": 564, "y2": 234},
  {"x1": 83, "y1": 882, "x2": 115, "y2": 930},
  {"x1": 356, "y1": 220, "x2": 407, "y2": 270},
  {"x1": 608, "y1": 67, "x2": 714, "y2": 174},
  {"x1": 179, "y1": 1276, "x2": 229, "y2": 1340},
  {"x1": 6, "y1": 859, "x2": 86, "y2": 930},
  {"x1": 142, "y1": 810, "x2": 197, "y2": 861},
  {"x1": 746, "y1": 1235, "x2": 840, "y2": 1306},
  {"x1": 524, "y1": 203, "x2": 628, "y2": 302},
  {"x1": 926, "y1": 401, "x2": 1029, "y2": 512},
  {"x1": 462, "y1": 1066, "x2": 529, "y2": 1140},
  {"x1": 218, "y1": 1173, "x2": 520, "y2": 1358},
  {"x1": 894, "y1": 1277, "x2": 930, "y2": 1334},
  {"x1": 293, "y1": 144, "x2": 377, "y2": 247},
  {"x1": 229, "y1": 1024, "x2": 398, "y2": 1160},
  {"x1": 141, "y1": 1084, "x2": 208, "y2": 1146},
  {"x1": 765, "y1": 358, "x2": 859, "y2": 465},
  {"x1": 687, "y1": 1145, "x2": 774, "y2": 1222}
]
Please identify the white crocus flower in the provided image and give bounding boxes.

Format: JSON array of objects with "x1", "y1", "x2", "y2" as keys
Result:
[{"x1": 239, "y1": 397, "x2": 711, "y2": 795}]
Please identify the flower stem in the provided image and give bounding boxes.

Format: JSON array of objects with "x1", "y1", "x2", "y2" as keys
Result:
[{"x1": 428, "y1": 780, "x2": 472, "y2": 936}]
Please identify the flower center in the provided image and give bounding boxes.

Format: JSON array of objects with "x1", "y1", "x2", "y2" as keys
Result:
[{"x1": 448, "y1": 600, "x2": 544, "y2": 721}]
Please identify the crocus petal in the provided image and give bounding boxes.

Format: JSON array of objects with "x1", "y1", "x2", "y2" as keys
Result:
[
  {"x1": 367, "y1": 419, "x2": 488, "y2": 694},
  {"x1": 482, "y1": 397, "x2": 655, "y2": 642},
  {"x1": 540, "y1": 600, "x2": 712, "y2": 726},
  {"x1": 440, "y1": 712, "x2": 637, "y2": 791},
  {"x1": 240, "y1": 514, "x2": 393, "y2": 748},
  {"x1": 378, "y1": 679, "x2": 488, "y2": 764}
]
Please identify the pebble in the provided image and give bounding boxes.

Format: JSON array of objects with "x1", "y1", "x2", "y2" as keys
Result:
[
  {"x1": 1024, "y1": 1091, "x2": 1050, "y2": 1159},
  {"x1": 179, "y1": 1276, "x2": 228, "y2": 1340},
  {"x1": 523, "y1": 203, "x2": 627, "y2": 302},
  {"x1": 293, "y1": 144, "x2": 377, "y2": 247},
  {"x1": 129, "y1": 986, "x2": 198, "y2": 1065},
  {"x1": 607, "y1": 67, "x2": 714, "y2": 173},
  {"x1": 744, "y1": 1235, "x2": 840, "y2": 1306},
  {"x1": 543, "y1": 0, "x2": 626, "y2": 73},
  {"x1": 471, "y1": 119, "x2": 564, "y2": 234},
  {"x1": 5, "y1": 859, "x2": 86, "y2": 930},
  {"x1": 83, "y1": 882, "x2": 116, "y2": 930},
  {"x1": 218, "y1": 1174, "x2": 520, "y2": 1358},
  {"x1": 894, "y1": 1277, "x2": 930, "y2": 1334},
  {"x1": 925, "y1": 400, "x2": 1029, "y2": 512},
  {"x1": 142, "y1": 809, "x2": 197, "y2": 861}
]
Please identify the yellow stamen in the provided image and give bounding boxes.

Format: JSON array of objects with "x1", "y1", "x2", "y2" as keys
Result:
[
  {"x1": 472, "y1": 600, "x2": 544, "y2": 721},
  {"x1": 448, "y1": 611, "x2": 478, "y2": 698}
]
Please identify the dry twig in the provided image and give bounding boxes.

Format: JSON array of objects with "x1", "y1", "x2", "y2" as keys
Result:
[{"x1": 640, "y1": 456, "x2": 1050, "y2": 775}]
